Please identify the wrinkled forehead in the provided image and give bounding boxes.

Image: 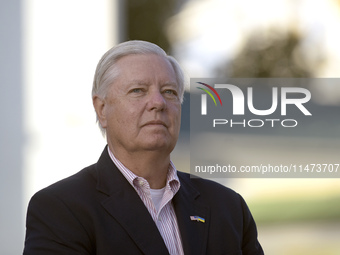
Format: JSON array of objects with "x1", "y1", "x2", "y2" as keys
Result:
[{"x1": 114, "y1": 54, "x2": 178, "y2": 84}]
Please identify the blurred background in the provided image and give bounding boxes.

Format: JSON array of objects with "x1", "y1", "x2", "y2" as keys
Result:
[{"x1": 1, "y1": 0, "x2": 340, "y2": 254}]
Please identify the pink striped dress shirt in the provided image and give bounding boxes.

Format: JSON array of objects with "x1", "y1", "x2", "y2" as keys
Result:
[{"x1": 108, "y1": 148, "x2": 184, "y2": 255}]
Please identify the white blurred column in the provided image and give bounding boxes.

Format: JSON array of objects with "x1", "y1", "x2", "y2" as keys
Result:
[
  {"x1": 21, "y1": 0, "x2": 121, "y2": 251},
  {"x1": 22, "y1": 0, "x2": 119, "y2": 204}
]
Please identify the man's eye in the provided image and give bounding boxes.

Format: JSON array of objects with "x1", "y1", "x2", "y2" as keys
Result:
[
  {"x1": 164, "y1": 90, "x2": 177, "y2": 95},
  {"x1": 131, "y1": 88, "x2": 142, "y2": 93}
]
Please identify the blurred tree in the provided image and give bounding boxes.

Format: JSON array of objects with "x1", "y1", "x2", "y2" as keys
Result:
[
  {"x1": 126, "y1": 0, "x2": 183, "y2": 53},
  {"x1": 216, "y1": 30, "x2": 322, "y2": 79}
]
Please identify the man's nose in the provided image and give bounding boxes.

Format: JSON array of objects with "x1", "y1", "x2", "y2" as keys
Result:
[{"x1": 147, "y1": 90, "x2": 166, "y2": 111}]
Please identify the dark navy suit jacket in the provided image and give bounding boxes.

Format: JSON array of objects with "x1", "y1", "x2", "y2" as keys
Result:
[{"x1": 24, "y1": 147, "x2": 264, "y2": 255}]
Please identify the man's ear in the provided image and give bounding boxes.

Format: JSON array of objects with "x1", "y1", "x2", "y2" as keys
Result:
[{"x1": 93, "y1": 96, "x2": 107, "y2": 128}]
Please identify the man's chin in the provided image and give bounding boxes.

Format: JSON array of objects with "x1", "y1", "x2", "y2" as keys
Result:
[
  {"x1": 144, "y1": 144, "x2": 173, "y2": 152},
  {"x1": 141, "y1": 141, "x2": 176, "y2": 153}
]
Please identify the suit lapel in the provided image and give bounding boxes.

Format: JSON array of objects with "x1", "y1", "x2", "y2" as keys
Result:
[
  {"x1": 173, "y1": 173, "x2": 210, "y2": 255},
  {"x1": 95, "y1": 147, "x2": 169, "y2": 255}
]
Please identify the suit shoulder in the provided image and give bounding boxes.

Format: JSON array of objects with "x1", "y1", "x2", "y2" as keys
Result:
[
  {"x1": 30, "y1": 164, "x2": 97, "y2": 203},
  {"x1": 177, "y1": 171, "x2": 241, "y2": 200},
  {"x1": 177, "y1": 171, "x2": 254, "y2": 223}
]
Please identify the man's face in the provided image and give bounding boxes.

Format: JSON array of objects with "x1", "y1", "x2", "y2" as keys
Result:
[{"x1": 96, "y1": 54, "x2": 181, "y2": 156}]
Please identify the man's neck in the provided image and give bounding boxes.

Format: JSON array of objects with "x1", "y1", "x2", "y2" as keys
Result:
[{"x1": 109, "y1": 146, "x2": 170, "y2": 189}]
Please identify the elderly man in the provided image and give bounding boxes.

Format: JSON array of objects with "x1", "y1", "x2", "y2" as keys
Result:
[{"x1": 24, "y1": 40, "x2": 264, "y2": 255}]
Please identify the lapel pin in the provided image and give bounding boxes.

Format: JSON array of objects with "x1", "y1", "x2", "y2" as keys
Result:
[{"x1": 190, "y1": 216, "x2": 205, "y2": 223}]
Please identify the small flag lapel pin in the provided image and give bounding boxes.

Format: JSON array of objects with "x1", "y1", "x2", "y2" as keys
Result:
[{"x1": 190, "y1": 216, "x2": 205, "y2": 223}]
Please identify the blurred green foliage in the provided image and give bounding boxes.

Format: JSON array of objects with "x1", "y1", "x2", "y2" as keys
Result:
[{"x1": 249, "y1": 195, "x2": 340, "y2": 225}]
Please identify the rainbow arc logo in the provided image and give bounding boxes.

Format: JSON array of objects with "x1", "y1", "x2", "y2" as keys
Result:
[{"x1": 196, "y1": 82, "x2": 222, "y2": 115}]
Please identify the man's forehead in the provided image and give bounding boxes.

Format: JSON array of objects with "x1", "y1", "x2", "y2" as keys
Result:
[{"x1": 114, "y1": 54, "x2": 176, "y2": 79}]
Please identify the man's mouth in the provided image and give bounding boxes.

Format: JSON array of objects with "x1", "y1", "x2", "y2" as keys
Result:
[{"x1": 142, "y1": 120, "x2": 167, "y2": 127}]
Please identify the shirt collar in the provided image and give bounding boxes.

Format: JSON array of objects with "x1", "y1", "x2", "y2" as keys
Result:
[{"x1": 107, "y1": 147, "x2": 180, "y2": 194}]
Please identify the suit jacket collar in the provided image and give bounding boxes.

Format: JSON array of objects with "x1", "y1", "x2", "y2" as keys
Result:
[
  {"x1": 94, "y1": 146, "x2": 210, "y2": 255},
  {"x1": 174, "y1": 173, "x2": 210, "y2": 255},
  {"x1": 95, "y1": 146, "x2": 169, "y2": 254}
]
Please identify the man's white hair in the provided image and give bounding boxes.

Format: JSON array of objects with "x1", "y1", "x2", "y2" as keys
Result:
[{"x1": 92, "y1": 40, "x2": 185, "y2": 135}]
